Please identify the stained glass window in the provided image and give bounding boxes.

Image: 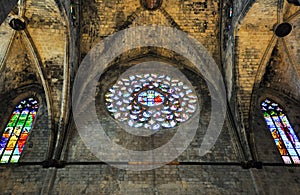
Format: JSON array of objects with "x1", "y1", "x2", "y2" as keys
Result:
[
  {"x1": 0, "y1": 97, "x2": 39, "y2": 163},
  {"x1": 261, "y1": 99, "x2": 300, "y2": 164},
  {"x1": 105, "y1": 74, "x2": 198, "y2": 130}
]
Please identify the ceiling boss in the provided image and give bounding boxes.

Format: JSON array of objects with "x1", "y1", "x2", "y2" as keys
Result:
[{"x1": 140, "y1": 0, "x2": 163, "y2": 10}]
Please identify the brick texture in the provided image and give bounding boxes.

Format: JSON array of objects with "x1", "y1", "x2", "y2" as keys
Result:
[{"x1": 0, "y1": 0, "x2": 299, "y2": 194}]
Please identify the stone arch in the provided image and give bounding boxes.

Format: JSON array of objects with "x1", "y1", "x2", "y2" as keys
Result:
[
  {"x1": 248, "y1": 7, "x2": 300, "y2": 158},
  {"x1": 64, "y1": 41, "x2": 244, "y2": 164},
  {"x1": 0, "y1": 0, "x2": 71, "y2": 160},
  {"x1": 0, "y1": 23, "x2": 15, "y2": 72},
  {"x1": 0, "y1": 84, "x2": 53, "y2": 161},
  {"x1": 250, "y1": 4, "x2": 300, "y2": 103},
  {"x1": 237, "y1": 0, "x2": 300, "y2": 132},
  {"x1": 22, "y1": 0, "x2": 70, "y2": 159},
  {"x1": 235, "y1": 0, "x2": 278, "y2": 130},
  {"x1": 65, "y1": 46, "x2": 209, "y2": 156},
  {"x1": 249, "y1": 88, "x2": 300, "y2": 162}
]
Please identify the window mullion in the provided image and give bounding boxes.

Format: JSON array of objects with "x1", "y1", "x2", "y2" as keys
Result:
[
  {"x1": 277, "y1": 113, "x2": 300, "y2": 160},
  {"x1": 7, "y1": 108, "x2": 31, "y2": 163},
  {"x1": 269, "y1": 112, "x2": 293, "y2": 164},
  {"x1": 0, "y1": 107, "x2": 23, "y2": 162}
]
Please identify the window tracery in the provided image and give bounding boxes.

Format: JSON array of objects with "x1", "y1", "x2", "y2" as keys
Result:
[
  {"x1": 0, "y1": 97, "x2": 39, "y2": 163},
  {"x1": 105, "y1": 74, "x2": 198, "y2": 130},
  {"x1": 261, "y1": 99, "x2": 300, "y2": 164}
]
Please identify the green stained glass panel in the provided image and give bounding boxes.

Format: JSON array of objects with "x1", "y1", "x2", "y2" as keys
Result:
[
  {"x1": 7, "y1": 111, "x2": 20, "y2": 127},
  {"x1": 0, "y1": 97, "x2": 39, "y2": 163},
  {"x1": 261, "y1": 99, "x2": 300, "y2": 164}
]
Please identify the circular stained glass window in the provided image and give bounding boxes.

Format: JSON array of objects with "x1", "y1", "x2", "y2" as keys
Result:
[{"x1": 105, "y1": 73, "x2": 198, "y2": 130}]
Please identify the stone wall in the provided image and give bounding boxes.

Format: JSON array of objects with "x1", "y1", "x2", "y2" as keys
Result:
[
  {"x1": 0, "y1": 0, "x2": 299, "y2": 194},
  {"x1": 0, "y1": 33, "x2": 39, "y2": 94},
  {"x1": 0, "y1": 166, "x2": 48, "y2": 194},
  {"x1": 81, "y1": 0, "x2": 221, "y2": 64},
  {"x1": 25, "y1": 0, "x2": 67, "y2": 122},
  {"x1": 50, "y1": 165, "x2": 257, "y2": 194},
  {"x1": 65, "y1": 56, "x2": 242, "y2": 163}
]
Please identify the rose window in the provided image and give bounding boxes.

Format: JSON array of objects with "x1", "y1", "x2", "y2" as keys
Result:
[{"x1": 105, "y1": 74, "x2": 198, "y2": 130}]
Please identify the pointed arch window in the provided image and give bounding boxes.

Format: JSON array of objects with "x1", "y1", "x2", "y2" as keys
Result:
[
  {"x1": 261, "y1": 99, "x2": 300, "y2": 164},
  {"x1": 0, "y1": 97, "x2": 39, "y2": 163}
]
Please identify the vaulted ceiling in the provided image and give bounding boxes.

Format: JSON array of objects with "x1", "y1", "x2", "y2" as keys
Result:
[
  {"x1": 235, "y1": 0, "x2": 300, "y2": 128},
  {"x1": 0, "y1": 0, "x2": 299, "y2": 134}
]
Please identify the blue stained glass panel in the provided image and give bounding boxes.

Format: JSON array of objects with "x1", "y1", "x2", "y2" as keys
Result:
[
  {"x1": 138, "y1": 90, "x2": 164, "y2": 107},
  {"x1": 261, "y1": 99, "x2": 300, "y2": 164},
  {"x1": 0, "y1": 97, "x2": 39, "y2": 163},
  {"x1": 105, "y1": 74, "x2": 198, "y2": 130}
]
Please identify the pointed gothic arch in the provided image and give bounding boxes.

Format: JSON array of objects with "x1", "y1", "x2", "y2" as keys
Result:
[
  {"x1": 261, "y1": 98, "x2": 300, "y2": 164},
  {"x1": 0, "y1": 97, "x2": 39, "y2": 163}
]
